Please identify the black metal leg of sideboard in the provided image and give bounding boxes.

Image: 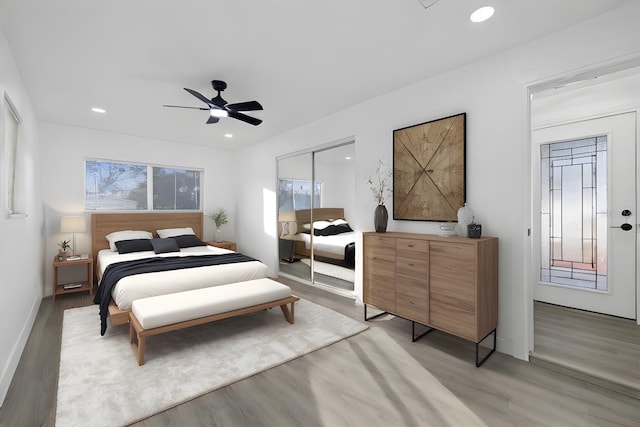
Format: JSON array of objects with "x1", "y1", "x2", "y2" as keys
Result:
[
  {"x1": 364, "y1": 304, "x2": 388, "y2": 321},
  {"x1": 475, "y1": 329, "x2": 497, "y2": 367},
  {"x1": 411, "y1": 321, "x2": 434, "y2": 342}
]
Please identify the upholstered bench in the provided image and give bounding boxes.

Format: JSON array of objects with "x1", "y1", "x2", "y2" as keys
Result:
[{"x1": 129, "y1": 278, "x2": 299, "y2": 365}]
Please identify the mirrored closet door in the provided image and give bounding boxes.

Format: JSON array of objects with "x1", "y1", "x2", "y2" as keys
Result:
[{"x1": 277, "y1": 141, "x2": 355, "y2": 293}]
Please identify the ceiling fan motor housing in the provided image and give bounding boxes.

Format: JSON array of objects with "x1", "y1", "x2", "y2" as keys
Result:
[{"x1": 212, "y1": 80, "x2": 227, "y2": 92}]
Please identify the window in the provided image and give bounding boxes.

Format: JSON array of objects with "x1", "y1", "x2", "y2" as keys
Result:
[
  {"x1": 278, "y1": 178, "x2": 321, "y2": 212},
  {"x1": 85, "y1": 160, "x2": 202, "y2": 211},
  {"x1": 3, "y1": 95, "x2": 21, "y2": 215},
  {"x1": 153, "y1": 167, "x2": 200, "y2": 210}
]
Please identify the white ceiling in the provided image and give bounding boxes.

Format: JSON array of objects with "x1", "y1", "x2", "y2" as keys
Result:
[{"x1": 0, "y1": 0, "x2": 630, "y2": 150}]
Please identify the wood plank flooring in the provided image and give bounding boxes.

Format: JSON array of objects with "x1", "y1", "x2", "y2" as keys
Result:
[
  {"x1": 279, "y1": 259, "x2": 355, "y2": 292},
  {"x1": 2, "y1": 281, "x2": 640, "y2": 426},
  {"x1": 532, "y1": 301, "x2": 640, "y2": 399}
]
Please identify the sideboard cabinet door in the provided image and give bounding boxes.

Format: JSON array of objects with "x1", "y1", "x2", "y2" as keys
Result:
[
  {"x1": 363, "y1": 234, "x2": 396, "y2": 312},
  {"x1": 429, "y1": 242, "x2": 477, "y2": 341}
]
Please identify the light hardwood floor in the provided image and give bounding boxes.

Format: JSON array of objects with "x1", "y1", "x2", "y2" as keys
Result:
[
  {"x1": 532, "y1": 301, "x2": 640, "y2": 399},
  {"x1": 1, "y1": 280, "x2": 640, "y2": 426},
  {"x1": 279, "y1": 259, "x2": 355, "y2": 292}
]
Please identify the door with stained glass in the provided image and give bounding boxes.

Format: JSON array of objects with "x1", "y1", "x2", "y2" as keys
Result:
[{"x1": 532, "y1": 112, "x2": 637, "y2": 319}]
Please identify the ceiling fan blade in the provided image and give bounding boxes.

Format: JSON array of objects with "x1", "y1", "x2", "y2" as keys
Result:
[
  {"x1": 206, "y1": 115, "x2": 220, "y2": 124},
  {"x1": 228, "y1": 111, "x2": 262, "y2": 126},
  {"x1": 226, "y1": 100, "x2": 263, "y2": 112},
  {"x1": 184, "y1": 88, "x2": 212, "y2": 105},
  {"x1": 163, "y1": 104, "x2": 209, "y2": 110}
]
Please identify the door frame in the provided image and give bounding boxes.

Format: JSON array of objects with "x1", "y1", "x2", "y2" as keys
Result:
[
  {"x1": 531, "y1": 113, "x2": 637, "y2": 318},
  {"x1": 524, "y1": 57, "x2": 640, "y2": 359}
]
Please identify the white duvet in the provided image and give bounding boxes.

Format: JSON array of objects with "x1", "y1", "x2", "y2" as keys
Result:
[
  {"x1": 297, "y1": 231, "x2": 355, "y2": 257},
  {"x1": 98, "y1": 245, "x2": 274, "y2": 310}
]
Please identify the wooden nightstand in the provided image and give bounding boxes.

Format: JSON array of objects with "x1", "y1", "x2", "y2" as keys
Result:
[
  {"x1": 279, "y1": 238, "x2": 296, "y2": 262},
  {"x1": 52, "y1": 256, "x2": 94, "y2": 300},
  {"x1": 205, "y1": 241, "x2": 237, "y2": 251}
]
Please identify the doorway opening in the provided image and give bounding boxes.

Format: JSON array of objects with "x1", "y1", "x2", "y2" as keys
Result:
[{"x1": 528, "y1": 60, "x2": 640, "y2": 393}]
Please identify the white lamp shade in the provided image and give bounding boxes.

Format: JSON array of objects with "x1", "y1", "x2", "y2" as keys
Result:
[
  {"x1": 60, "y1": 216, "x2": 86, "y2": 233},
  {"x1": 278, "y1": 211, "x2": 296, "y2": 222}
]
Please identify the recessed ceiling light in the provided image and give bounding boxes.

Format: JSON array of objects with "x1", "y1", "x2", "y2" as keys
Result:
[
  {"x1": 91, "y1": 107, "x2": 106, "y2": 113},
  {"x1": 224, "y1": 133, "x2": 233, "y2": 138},
  {"x1": 345, "y1": 156, "x2": 352, "y2": 160},
  {"x1": 470, "y1": 6, "x2": 495, "y2": 23}
]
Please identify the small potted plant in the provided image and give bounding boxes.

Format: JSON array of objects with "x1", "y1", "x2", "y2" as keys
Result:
[
  {"x1": 209, "y1": 208, "x2": 229, "y2": 242},
  {"x1": 58, "y1": 239, "x2": 71, "y2": 260}
]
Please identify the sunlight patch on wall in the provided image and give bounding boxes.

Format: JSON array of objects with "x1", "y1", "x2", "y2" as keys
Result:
[{"x1": 263, "y1": 188, "x2": 276, "y2": 238}]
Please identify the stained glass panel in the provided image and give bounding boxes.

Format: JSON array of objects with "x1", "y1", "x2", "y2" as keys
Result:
[{"x1": 540, "y1": 136, "x2": 607, "y2": 290}]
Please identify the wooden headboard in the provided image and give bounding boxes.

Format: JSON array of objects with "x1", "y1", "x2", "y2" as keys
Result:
[
  {"x1": 91, "y1": 212, "x2": 204, "y2": 262},
  {"x1": 294, "y1": 208, "x2": 345, "y2": 231}
]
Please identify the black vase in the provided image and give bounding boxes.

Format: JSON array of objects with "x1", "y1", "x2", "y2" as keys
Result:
[{"x1": 374, "y1": 204, "x2": 388, "y2": 233}]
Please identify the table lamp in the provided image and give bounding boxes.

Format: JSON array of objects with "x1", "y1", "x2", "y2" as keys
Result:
[
  {"x1": 60, "y1": 216, "x2": 86, "y2": 256},
  {"x1": 278, "y1": 211, "x2": 296, "y2": 236}
]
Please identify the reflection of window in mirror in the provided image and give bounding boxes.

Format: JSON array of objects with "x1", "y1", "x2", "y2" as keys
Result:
[
  {"x1": 278, "y1": 178, "x2": 322, "y2": 212},
  {"x1": 4, "y1": 95, "x2": 23, "y2": 216}
]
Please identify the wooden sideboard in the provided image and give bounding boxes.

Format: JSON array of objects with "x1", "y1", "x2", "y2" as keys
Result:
[{"x1": 363, "y1": 232, "x2": 498, "y2": 366}]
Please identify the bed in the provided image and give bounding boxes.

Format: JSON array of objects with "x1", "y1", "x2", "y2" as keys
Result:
[
  {"x1": 284, "y1": 208, "x2": 355, "y2": 267},
  {"x1": 92, "y1": 212, "x2": 273, "y2": 330}
]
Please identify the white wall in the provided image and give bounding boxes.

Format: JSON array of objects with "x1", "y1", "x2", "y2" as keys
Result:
[
  {"x1": 316, "y1": 157, "x2": 356, "y2": 221},
  {"x1": 235, "y1": 2, "x2": 640, "y2": 360},
  {"x1": 0, "y1": 27, "x2": 43, "y2": 406},
  {"x1": 39, "y1": 123, "x2": 238, "y2": 295}
]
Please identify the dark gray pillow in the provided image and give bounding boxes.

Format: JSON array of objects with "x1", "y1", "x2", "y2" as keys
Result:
[
  {"x1": 173, "y1": 234, "x2": 206, "y2": 249},
  {"x1": 150, "y1": 238, "x2": 180, "y2": 254},
  {"x1": 315, "y1": 223, "x2": 353, "y2": 236},
  {"x1": 115, "y1": 238, "x2": 153, "y2": 254}
]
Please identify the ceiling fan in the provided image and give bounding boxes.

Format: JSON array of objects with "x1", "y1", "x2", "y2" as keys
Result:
[{"x1": 164, "y1": 80, "x2": 263, "y2": 126}]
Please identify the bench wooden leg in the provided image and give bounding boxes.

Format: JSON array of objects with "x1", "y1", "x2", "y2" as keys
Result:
[
  {"x1": 136, "y1": 336, "x2": 146, "y2": 366},
  {"x1": 129, "y1": 314, "x2": 146, "y2": 366},
  {"x1": 280, "y1": 301, "x2": 295, "y2": 324}
]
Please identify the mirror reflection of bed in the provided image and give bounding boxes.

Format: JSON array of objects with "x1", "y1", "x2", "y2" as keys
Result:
[{"x1": 278, "y1": 208, "x2": 355, "y2": 293}]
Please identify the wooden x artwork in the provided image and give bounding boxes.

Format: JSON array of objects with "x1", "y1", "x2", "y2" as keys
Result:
[{"x1": 393, "y1": 113, "x2": 466, "y2": 221}]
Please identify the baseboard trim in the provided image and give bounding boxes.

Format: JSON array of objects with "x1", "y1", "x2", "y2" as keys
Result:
[{"x1": 0, "y1": 295, "x2": 41, "y2": 407}]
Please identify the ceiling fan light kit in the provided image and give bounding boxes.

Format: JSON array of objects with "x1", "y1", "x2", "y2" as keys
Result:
[
  {"x1": 164, "y1": 80, "x2": 263, "y2": 126},
  {"x1": 210, "y1": 109, "x2": 228, "y2": 118}
]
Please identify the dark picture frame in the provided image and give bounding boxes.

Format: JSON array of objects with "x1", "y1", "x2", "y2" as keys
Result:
[{"x1": 393, "y1": 113, "x2": 466, "y2": 221}]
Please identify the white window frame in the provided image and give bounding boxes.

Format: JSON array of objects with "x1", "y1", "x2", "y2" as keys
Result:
[
  {"x1": 84, "y1": 159, "x2": 203, "y2": 212},
  {"x1": 3, "y1": 94, "x2": 23, "y2": 217}
]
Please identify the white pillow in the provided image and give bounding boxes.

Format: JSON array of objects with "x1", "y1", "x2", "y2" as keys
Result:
[
  {"x1": 302, "y1": 221, "x2": 332, "y2": 231},
  {"x1": 312, "y1": 220, "x2": 332, "y2": 230},
  {"x1": 105, "y1": 230, "x2": 153, "y2": 251},
  {"x1": 156, "y1": 227, "x2": 195, "y2": 238},
  {"x1": 332, "y1": 219, "x2": 348, "y2": 226}
]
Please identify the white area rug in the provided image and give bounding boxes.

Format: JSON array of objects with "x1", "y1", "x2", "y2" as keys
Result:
[
  {"x1": 301, "y1": 258, "x2": 355, "y2": 282},
  {"x1": 56, "y1": 299, "x2": 367, "y2": 427}
]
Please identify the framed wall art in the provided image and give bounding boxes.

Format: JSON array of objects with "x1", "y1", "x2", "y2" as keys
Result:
[{"x1": 393, "y1": 112, "x2": 466, "y2": 221}]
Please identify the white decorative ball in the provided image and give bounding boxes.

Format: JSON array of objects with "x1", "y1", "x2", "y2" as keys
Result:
[{"x1": 457, "y1": 203, "x2": 474, "y2": 236}]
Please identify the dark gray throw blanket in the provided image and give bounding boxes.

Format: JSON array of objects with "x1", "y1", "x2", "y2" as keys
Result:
[{"x1": 93, "y1": 253, "x2": 257, "y2": 335}]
